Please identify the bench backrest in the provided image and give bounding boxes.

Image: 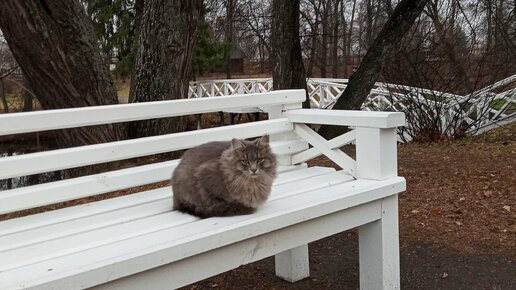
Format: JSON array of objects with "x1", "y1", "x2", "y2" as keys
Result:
[{"x1": 0, "y1": 90, "x2": 306, "y2": 215}]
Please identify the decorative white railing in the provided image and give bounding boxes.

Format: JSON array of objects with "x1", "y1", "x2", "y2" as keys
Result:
[{"x1": 190, "y1": 75, "x2": 516, "y2": 141}]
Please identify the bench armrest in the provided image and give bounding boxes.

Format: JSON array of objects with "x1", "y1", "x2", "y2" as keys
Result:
[
  {"x1": 284, "y1": 109, "x2": 405, "y2": 128},
  {"x1": 284, "y1": 108, "x2": 404, "y2": 180}
]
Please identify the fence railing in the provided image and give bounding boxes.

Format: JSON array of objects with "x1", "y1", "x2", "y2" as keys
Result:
[{"x1": 189, "y1": 75, "x2": 516, "y2": 141}]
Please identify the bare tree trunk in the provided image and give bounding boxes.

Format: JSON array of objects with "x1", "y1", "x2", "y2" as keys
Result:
[
  {"x1": 319, "y1": 0, "x2": 430, "y2": 139},
  {"x1": 320, "y1": 1, "x2": 330, "y2": 78},
  {"x1": 0, "y1": 79, "x2": 7, "y2": 113},
  {"x1": 21, "y1": 76, "x2": 33, "y2": 112},
  {"x1": 225, "y1": 0, "x2": 235, "y2": 79},
  {"x1": 345, "y1": 0, "x2": 357, "y2": 77},
  {"x1": 0, "y1": 1, "x2": 122, "y2": 149},
  {"x1": 129, "y1": 0, "x2": 145, "y2": 102},
  {"x1": 486, "y1": 0, "x2": 493, "y2": 51},
  {"x1": 304, "y1": 1, "x2": 321, "y2": 77},
  {"x1": 340, "y1": 1, "x2": 348, "y2": 77},
  {"x1": 331, "y1": 0, "x2": 340, "y2": 78},
  {"x1": 365, "y1": 0, "x2": 375, "y2": 48},
  {"x1": 272, "y1": 0, "x2": 309, "y2": 108},
  {"x1": 306, "y1": 14, "x2": 319, "y2": 77},
  {"x1": 129, "y1": 0, "x2": 202, "y2": 138}
]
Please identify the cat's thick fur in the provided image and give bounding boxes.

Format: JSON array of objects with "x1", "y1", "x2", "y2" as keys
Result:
[{"x1": 172, "y1": 135, "x2": 277, "y2": 218}]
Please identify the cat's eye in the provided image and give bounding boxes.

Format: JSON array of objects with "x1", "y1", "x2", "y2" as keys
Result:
[
  {"x1": 257, "y1": 158, "x2": 264, "y2": 163},
  {"x1": 241, "y1": 160, "x2": 249, "y2": 165}
]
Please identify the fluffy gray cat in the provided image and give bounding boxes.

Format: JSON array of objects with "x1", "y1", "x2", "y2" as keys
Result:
[{"x1": 172, "y1": 135, "x2": 277, "y2": 218}]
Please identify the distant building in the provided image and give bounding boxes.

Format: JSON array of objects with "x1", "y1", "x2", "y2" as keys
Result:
[
  {"x1": 211, "y1": 45, "x2": 245, "y2": 74},
  {"x1": 229, "y1": 46, "x2": 245, "y2": 73}
]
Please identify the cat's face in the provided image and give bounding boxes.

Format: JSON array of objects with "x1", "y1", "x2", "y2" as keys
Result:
[{"x1": 230, "y1": 135, "x2": 276, "y2": 178}]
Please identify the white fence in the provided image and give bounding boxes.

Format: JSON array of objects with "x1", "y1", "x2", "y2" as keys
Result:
[{"x1": 189, "y1": 75, "x2": 516, "y2": 141}]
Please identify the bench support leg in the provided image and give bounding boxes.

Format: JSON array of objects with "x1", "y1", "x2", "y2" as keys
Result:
[
  {"x1": 359, "y1": 195, "x2": 400, "y2": 290},
  {"x1": 274, "y1": 244, "x2": 310, "y2": 282}
]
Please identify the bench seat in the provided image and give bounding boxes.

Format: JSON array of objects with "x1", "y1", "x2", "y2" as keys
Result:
[{"x1": 0, "y1": 166, "x2": 405, "y2": 290}]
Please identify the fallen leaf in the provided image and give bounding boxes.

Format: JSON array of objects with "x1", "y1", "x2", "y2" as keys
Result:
[
  {"x1": 430, "y1": 207, "x2": 442, "y2": 215},
  {"x1": 483, "y1": 190, "x2": 493, "y2": 198},
  {"x1": 442, "y1": 272, "x2": 449, "y2": 278},
  {"x1": 411, "y1": 209, "x2": 420, "y2": 214},
  {"x1": 503, "y1": 205, "x2": 511, "y2": 212},
  {"x1": 459, "y1": 197, "x2": 466, "y2": 201},
  {"x1": 455, "y1": 221, "x2": 462, "y2": 226}
]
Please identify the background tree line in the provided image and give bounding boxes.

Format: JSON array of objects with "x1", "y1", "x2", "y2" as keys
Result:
[{"x1": 0, "y1": 0, "x2": 514, "y2": 151}]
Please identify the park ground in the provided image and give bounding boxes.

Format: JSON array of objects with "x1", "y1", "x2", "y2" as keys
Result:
[{"x1": 180, "y1": 122, "x2": 515, "y2": 290}]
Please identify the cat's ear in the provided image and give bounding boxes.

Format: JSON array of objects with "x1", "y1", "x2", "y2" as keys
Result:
[
  {"x1": 231, "y1": 138, "x2": 246, "y2": 151},
  {"x1": 256, "y1": 135, "x2": 270, "y2": 149}
]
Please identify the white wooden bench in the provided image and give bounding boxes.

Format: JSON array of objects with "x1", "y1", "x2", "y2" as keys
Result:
[{"x1": 0, "y1": 90, "x2": 405, "y2": 290}]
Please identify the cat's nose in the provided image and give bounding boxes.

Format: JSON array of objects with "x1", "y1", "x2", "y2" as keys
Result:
[{"x1": 251, "y1": 168, "x2": 258, "y2": 174}]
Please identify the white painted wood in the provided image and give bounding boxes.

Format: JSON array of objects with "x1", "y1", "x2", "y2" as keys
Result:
[
  {"x1": 267, "y1": 101, "x2": 307, "y2": 167},
  {"x1": 0, "y1": 119, "x2": 293, "y2": 179},
  {"x1": 0, "y1": 139, "x2": 307, "y2": 214},
  {"x1": 0, "y1": 178, "x2": 404, "y2": 289},
  {"x1": 87, "y1": 201, "x2": 382, "y2": 290},
  {"x1": 275, "y1": 244, "x2": 310, "y2": 282},
  {"x1": 0, "y1": 166, "x2": 317, "y2": 238},
  {"x1": 292, "y1": 130, "x2": 356, "y2": 164},
  {"x1": 0, "y1": 168, "x2": 343, "y2": 255},
  {"x1": 359, "y1": 195, "x2": 400, "y2": 290},
  {"x1": 355, "y1": 127, "x2": 398, "y2": 180},
  {"x1": 0, "y1": 199, "x2": 174, "y2": 253},
  {"x1": 0, "y1": 171, "x2": 354, "y2": 271},
  {"x1": 0, "y1": 160, "x2": 178, "y2": 215},
  {"x1": 0, "y1": 90, "x2": 305, "y2": 136},
  {"x1": 0, "y1": 188, "x2": 169, "y2": 237},
  {"x1": 285, "y1": 109, "x2": 405, "y2": 128},
  {"x1": 294, "y1": 124, "x2": 356, "y2": 177}
]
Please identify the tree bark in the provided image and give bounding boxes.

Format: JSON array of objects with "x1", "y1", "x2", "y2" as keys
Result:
[
  {"x1": 272, "y1": 0, "x2": 309, "y2": 108},
  {"x1": 345, "y1": 0, "x2": 357, "y2": 77},
  {"x1": 0, "y1": 1, "x2": 122, "y2": 148},
  {"x1": 331, "y1": 0, "x2": 340, "y2": 78},
  {"x1": 128, "y1": 0, "x2": 145, "y2": 100},
  {"x1": 225, "y1": 0, "x2": 235, "y2": 79},
  {"x1": 0, "y1": 79, "x2": 7, "y2": 113},
  {"x1": 320, "y1": 1, "x2": 330, "y2": 78},
  {"x1": 318, "y1": 0, "x2": 430, "y2": 139},
  {"x1": 129, "y1": 0, "x2": 202, "y2": 138},
  {"x1": 21, "y1": 76, "x2": 33, "y2": 112}
]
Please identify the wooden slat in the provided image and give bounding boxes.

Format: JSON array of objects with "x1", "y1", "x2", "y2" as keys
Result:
[
  {"x1": 0, "y1": 119, "x2": 293, "y2": 179},
  {"x1": 0, "y1": 177, "x2": 405, "y2": 289},
  {"x1": 294, "y1": 124, "x2": 356, "y2": 177},
  {"x1": 285, "y1": 109, "x2": 405, "y2": 128},
  {"x1": 0, "y1": 139, "x2": 307, "y2": 214},
  {"x1": 292, "y1": 130, "x2": 356, "y2": 164},
  {"x1": 0, "y1": 160, "x2": 178, "y2": 215},
  {"x1": 0, "y1": 169, "x2": 350, "y2": 271},
  {"x1": 0, "y1": 90, "x2": 305, "y2": 136},
  {"x1": 96, "y1": 201, "x2": 381, "y2": 290},
  {"x1": 0, "y1": 167, "x2": 331, "y2": 237},
  {"x1": 0, "y1": 197, "x2": 175, "y2": 252}
]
